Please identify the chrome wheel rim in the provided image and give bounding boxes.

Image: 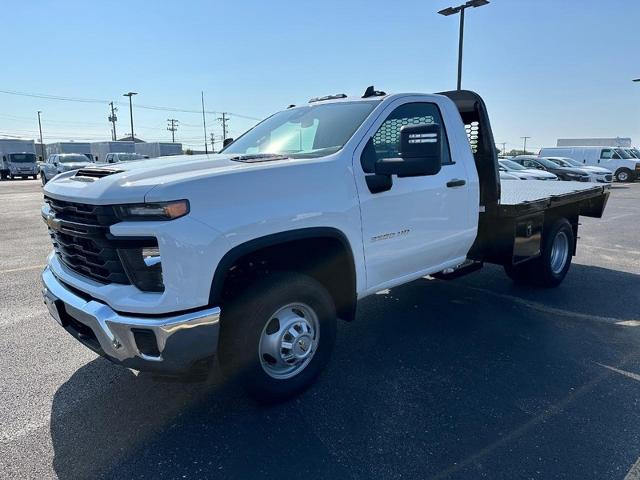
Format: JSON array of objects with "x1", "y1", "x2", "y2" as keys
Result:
[
  {"x1": 550, "y1": 231, "x2": 569, "y2": 275},
  {"x1": 618, "y1": 172, "x2": 629, "y2": 182},
  {"x1": 258, "y1": 303, "x2": 320, "y2": 379}
]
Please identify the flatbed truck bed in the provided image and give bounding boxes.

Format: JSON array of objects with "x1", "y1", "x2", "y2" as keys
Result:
[{"x1": 498, "y1": 181, "x2": 610, "y2": 217}]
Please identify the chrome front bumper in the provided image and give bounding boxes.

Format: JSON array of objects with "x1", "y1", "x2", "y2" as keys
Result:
[{"x1": 42, "y1": 266, "x2": 221, "y2": 376}]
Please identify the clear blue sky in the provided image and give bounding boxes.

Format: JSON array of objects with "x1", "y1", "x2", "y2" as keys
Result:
[{"x1": 2, "y1": 0, "x2": 639, "y2": 152}]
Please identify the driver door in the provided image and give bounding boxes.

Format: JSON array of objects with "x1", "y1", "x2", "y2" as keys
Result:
[{"x1": 353, "y1": 97, "x2": 477, "y2": 292}]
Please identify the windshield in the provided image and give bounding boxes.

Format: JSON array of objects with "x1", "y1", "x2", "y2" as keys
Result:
[
  {"x1": 9, "y1": 153, "x2": 36, "y2": 163},
  {"x1": 59, "y1": 154, "x2": 90, "y2": 163},
  {"x1": 223, "y1": 101, "x2": 379, "y2": 159},
  {"x1": 117, "y1": 154, "x2": 144, "y2": 162},
  {"x1": 500, "y1": 159, "x2": 526, "y2": 170},
  {"x1": 546, "y1": 158, "x2": 572, "y2": 167},
  {"x1": 536, "y1": 158, "x2": 561, "y2": 168},
  {"x1": 614, "y1": 148, "x2": 632, "y2": 159},
  {"x1": 557, "y1": 157, "x2": 583, "y2": 167}
]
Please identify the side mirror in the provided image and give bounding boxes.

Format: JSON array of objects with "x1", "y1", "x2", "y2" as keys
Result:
[
  {"x1": 374, "y1": 124, "x2": 442, "y2": 177},
  {"x1": 223, "y1": 137, "x2": 234, "y2": 148}
]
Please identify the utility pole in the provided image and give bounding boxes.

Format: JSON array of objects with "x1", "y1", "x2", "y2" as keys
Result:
[
  {"x1": 201, "y1": 91, "x2": 208, "y2": 154},
  {"x1": 218, "y1": 112, "x2": 229, "y2": 142},
  {"x1": 210, "y1": 133, "x2": 216, "y2": 153},
  {"x1": 167, "y1": 119, "x2": 179, "y2": 142},
  {"x1": 438, "y1": 0, "x2": 490, "y2": 90},
  {"x1": 108, "y1": 102, "x2": 118, "y2": 141},
  {"x1": 37, "y1": 111, "x2": 45, "y2": 161},
  {"x1": 122, "y1": 92, "x2": 137, "y2": 142},
  {"x1": 521, "y1": 136, "x2": 531, "y2": 154},
  {"x1": 499, "y1": 142, "x2": 507, "y2": 155}
]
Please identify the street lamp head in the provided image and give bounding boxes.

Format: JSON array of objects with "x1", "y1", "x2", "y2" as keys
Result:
[
  {"x1": 438, "y1": 6, "x2": 462, "y2": 16},
  {"x1": 123, "y1": 92, "x2": 138, "y2": 97},
  {"x1": 466, "y1": 0, "x2": 489, "y2": 7},
  {"x1": 633, "y1": 78, "x2": 640, "y2": 82}
]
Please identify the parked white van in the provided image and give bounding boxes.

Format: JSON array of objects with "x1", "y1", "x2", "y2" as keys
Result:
[{"x1": 539, "y1": 146, "x2": 640, "y2": 182}]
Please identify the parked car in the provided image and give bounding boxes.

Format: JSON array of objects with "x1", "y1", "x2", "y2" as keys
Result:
[
  {"x1": 41, "y1": 89, "x2": 610, "y2": 402},
  {"x1": 40, "y1": 153, "x2": 94, "y2": 185},
  {"x1": 511, "y1": 156, "x2": 591, "y2": 182},
  {"x1": 544, "y1": 157, "x2": 612, "y2": 183},
  {"x1": 538, "y1": 146, "x2": 640, "y2": 182},
  {"x1": 499, "y1": 170, "x2": 521, "y2": 180},
  {"x1": 499, "y1": 159, "x2": 558, "y2": 180},
  {"x1": 104, "y1": 152, "x2": 148, "y2": 164}
]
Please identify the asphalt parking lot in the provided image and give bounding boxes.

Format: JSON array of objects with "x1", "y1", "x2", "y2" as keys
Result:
[{"x1": 1, "y1": 179, "x2": 639, "y2": 480}]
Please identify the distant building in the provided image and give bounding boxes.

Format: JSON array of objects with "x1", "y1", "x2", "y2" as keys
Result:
[
  {"x1": 47, "y1": 142, "x2": 92, "y2": 157},
  {"x1": 117, "y1": 135, "x2": 146, "y2": 143},
  {"x1": 557, "y1": 137, "x2": 632, "y2": 147},
  {"x1": 135, "y1": 142, "x2": 182, "y2": 158}
]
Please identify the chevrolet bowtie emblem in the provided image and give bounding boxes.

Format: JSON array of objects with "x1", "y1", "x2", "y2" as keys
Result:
[{"x1": 45, "y1": 214, "x2": 62, "y2": 232}]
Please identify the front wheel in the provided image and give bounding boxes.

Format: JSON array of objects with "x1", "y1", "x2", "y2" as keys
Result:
[
  {"x1": 615, "y1": 168, "x2": 634, "y2": 183},
  {"x1": 40, "y1": 173, "x2": 47, "y2": 185},
  {"x1": 218, "y1": 272, "x2": 337, "y2": 403},
  {"x1": 504, "y1": 218, "x2": 574, "y2": 288}
]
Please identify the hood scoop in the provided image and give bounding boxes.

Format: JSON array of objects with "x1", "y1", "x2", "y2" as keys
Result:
[
  {"x1": 73, "y1": 167, "x2": 124, "y2": 181},
  {"x1": 229, "y1": 153, "x2": 289, "y2": 163}
]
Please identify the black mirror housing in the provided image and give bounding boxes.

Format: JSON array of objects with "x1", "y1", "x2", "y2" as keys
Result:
[
  {"x1": 374, "y1": 123, "x2": 442, "y2": 177},
  {"x1": 223, "y1": 138, "x2": 234, "y2": 148}
]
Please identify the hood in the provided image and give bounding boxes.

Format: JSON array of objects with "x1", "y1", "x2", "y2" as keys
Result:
[
  {"x1": 42, "y1": 153, "x2": 294, "y2": 204},
  {"x1": 556, "y1": 167, "x2": 590, "y2": 176},
  {"x1": 581, "y1": 166, "x2": 612, "y2": 174},
  {"x1": 520, "y1": 168, "x2": 556, "y2": 179}
]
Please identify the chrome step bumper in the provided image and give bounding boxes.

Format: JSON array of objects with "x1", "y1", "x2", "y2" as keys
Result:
[{"x1": 42, "y1": 266, "x2": 221, "y2": 376}]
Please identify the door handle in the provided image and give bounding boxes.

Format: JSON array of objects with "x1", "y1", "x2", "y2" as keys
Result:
[{"x1": 446, "y1": 178, "x2": 466, "y2": 188}]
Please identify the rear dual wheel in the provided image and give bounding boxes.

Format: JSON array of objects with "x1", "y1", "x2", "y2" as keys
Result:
[
  {"x1": 218, "y1": 272, "x2": 336, "y2": 403},
  {"x1": 505, "y1": 218, "x2": 573, "y2": 288}
]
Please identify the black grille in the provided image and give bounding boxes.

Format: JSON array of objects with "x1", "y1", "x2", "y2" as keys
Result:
[{"x1": 44, "y1": 196, "x2": 130, "y2": 285}]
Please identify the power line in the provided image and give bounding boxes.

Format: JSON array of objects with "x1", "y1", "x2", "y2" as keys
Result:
[{"x1": 0, "y1": 88, "x2": 262, "y2": 120}]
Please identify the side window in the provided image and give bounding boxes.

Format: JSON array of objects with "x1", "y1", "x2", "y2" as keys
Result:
[
  {"x1": 372, "y1": 102, "x2": 452, "y2": 165},
  {"x1": 600, "y1": 149, "x2": 613, "y2": 159}
]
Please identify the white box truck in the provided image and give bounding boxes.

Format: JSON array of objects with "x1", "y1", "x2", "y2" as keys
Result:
[
  {"x1": 0, "y1": 139, "x2": 37, "y2": 180},
  {"x1": 539, "y1": 146, "x2": 640, "y2": 182}
]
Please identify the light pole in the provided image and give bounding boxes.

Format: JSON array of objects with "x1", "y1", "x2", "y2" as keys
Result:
[
  {"x1": 521, "y1": 136, "x2": 531, "y2": 154},
  {"x1": 37, "y1": 111, "x2": 45, "y2": 161},
  {"x1": 122, "y1": 92, "x2": 137, "y2": 141},
  {"x1": 438, "y1": 0, "x2": 490, "y2": 90}
]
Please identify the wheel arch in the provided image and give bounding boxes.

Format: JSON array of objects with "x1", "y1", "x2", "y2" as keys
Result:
[{"x1": 210, "y1": 227, "x2": 358, "y2": 321}]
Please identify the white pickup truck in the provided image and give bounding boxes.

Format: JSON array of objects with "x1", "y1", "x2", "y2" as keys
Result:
[{"x1": 41, "y1": 89, "x2": 609, "y2": 401}]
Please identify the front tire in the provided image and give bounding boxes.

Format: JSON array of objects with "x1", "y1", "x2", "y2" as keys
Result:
[
  {"x1": 40, "y1": 173, "x2": 47, "y2": 185},
  {"x1": 218, "y1": 272, "x2": 337, "y2": 403},
  {"x1": 504, "y1": 218, "x2": 574, "y2": 288},
  {"x1": 615, "y1": 168, "x2": 634, "y2": 183}
]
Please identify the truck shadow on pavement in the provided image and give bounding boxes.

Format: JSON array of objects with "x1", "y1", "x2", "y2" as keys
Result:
[{"x1": 50, "y1": 263, "x2": 640, "y2": 480}]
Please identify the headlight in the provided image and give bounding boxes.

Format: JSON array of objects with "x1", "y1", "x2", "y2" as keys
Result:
[
  {"x1": 115, "y1": 200, "x2": 189, "y2": 221},
  {"x1": 118, "y1": 244, "x2": 164, "y2": 292}
]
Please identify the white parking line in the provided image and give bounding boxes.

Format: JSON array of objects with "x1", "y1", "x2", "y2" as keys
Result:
[
  {"x1": 0, "y1": 264, "x2": 44, "y2": 274},
  {"x1": 595, "y1": 364, "x2": 640, "y2": 480},
  {"x1": 458, "y1": 285, "x2": 638, "y2": 325},
  {"x1": 625, "y1": 457, "x2": 640, "y2": 480}
]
